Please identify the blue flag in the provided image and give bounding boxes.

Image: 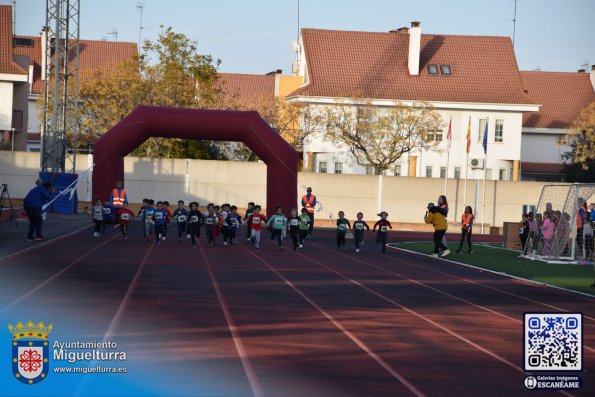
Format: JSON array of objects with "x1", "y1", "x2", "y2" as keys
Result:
[{"x1": 482, "y1": 119, "x2": 489, "y2": 155}]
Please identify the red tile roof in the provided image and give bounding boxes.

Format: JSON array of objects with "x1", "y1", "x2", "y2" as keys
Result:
[
  {"x1": 0, "y1": 6, "x2": 28, "y2": 75},
  {"x1": 27, "y1": 132, "x2": 41, "y2": 141},
  {"x1": 521, "y1": 71, "x2": 595, "y2": 129},
  {"x1": 218, "y1": 73, "x2": 276, "y2": 105},
  {"x1": 290, "y1": 28, "x2": 535, "y2": 105},
  {"x1": 12, "y1": 35, "x2": 137, "y2": 94}
]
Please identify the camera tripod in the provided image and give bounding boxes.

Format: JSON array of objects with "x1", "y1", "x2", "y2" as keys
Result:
[{"x1": 0, "y1": 183, "x2": 17, "y2": 225}]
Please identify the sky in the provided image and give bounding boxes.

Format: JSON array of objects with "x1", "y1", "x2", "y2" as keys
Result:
[{"x1": 8, "y1": 0, "x2": 595, "y2": 74}]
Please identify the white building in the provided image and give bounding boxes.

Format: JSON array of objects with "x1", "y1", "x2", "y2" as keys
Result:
[
  {"x1": 519, "y1": 67, "x2": 595, "y2": 181},
  {"x1": 286, "y1": 22, "x2": 541, "y2": 181},
  {"x1": 0, "y1": 6, "x2": 29, "y2": 151}
]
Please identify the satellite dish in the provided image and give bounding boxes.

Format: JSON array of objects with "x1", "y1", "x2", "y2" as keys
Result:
[{"x1": 290, "y1": 41, "x2": 299, "y2": 52}]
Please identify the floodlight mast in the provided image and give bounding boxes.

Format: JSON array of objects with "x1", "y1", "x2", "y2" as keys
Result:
[{"x1": 41, "y1": 0, "x2": 80, "y2": 173}]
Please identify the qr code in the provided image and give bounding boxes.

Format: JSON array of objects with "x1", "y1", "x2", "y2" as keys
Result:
[{"x1": 524, "y1": 313, "x2": 582, "y2": 371}]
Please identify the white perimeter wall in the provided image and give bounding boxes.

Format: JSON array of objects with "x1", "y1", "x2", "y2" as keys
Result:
[{"x1": 1, "y1": 151, "x2": 554, "y2": 228}]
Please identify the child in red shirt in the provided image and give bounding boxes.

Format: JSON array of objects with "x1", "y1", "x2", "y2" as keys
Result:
[
  {"x1": 116, "y1": 202, "x2": 134, "y2": 240},
  {"x1": 248, "y1": 205, "x2": 267, "y2": 251},
  {"x1": 373, "y1": 211, "x2": 393, "y2": 254}
]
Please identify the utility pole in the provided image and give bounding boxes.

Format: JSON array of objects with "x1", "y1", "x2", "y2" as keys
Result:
[
  {"x1": 41, "y1": 0, "x2": 81, "y2": 173},
  {"x1": 136, "y1": 3, "x2": 144, "y2": 54}
]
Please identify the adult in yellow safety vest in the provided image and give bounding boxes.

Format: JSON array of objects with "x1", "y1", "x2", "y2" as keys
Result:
[{"x1": 301, "y1": 187, "x2": 317, "y2": 237}]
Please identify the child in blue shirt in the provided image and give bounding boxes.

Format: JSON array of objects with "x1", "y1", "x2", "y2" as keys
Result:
[
  {"x1": 142, "y1": 199, "x2": 155, "y2": 241},
  {"x1": 225, "y1": 205, "x2": 242, "y2": 245},
  {"x1": 153, "y1": 201, "x2": 167, "y2": 245},
  {"x1": 266, "y1": 206, "x2": 287, "y2": 250},
  {"x1": 172, "y1": 200, "x2": 189, "y2": 241},
  {"x1": 102, "y1": 199, "x2": 113, "y2": 234}
]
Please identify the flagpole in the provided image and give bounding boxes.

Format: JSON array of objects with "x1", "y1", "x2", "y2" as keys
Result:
[
  {"x1": 444, "y1": 116, "x2": 452, "y2": 196},
  {"x1": 481, "y1": 118, "x2": 488, "y2": 234},
  {"x1": 463, "y1": 116, "x2": 471, "y2": 208}
]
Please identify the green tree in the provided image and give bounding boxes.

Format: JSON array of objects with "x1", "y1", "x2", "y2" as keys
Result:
[
  {"x1": 69, "y1": 26, "x2": 224, "y2": 158},
  {"x1": 325, "y1": 97, "x2": 444, "y2": 175},
  {"x1": 562, "y1": 101, "x2": 595, "y2": 181}
]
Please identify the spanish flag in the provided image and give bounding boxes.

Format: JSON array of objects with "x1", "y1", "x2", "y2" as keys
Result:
[{"x1": 465, "y1": 116, "x2": 471, "y2": 154}]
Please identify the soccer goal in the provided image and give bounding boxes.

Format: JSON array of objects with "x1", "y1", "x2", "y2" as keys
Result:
[{"x1": 523, "y1": 184, "x2": 595, "y2": 263}]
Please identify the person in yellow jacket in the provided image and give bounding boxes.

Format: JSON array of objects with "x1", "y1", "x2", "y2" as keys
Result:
[{"x1": 424, "y1": 202, "x2": 450, "y2": 258}]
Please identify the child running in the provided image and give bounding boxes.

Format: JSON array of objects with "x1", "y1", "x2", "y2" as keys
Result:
[
  {"x1": 142, "y1": 199, "x2": 155, "y2": 241},
  {"x1": 248, "y1": 205, "x2": 267, "y2": 251},
  {"x1": 172, "y1": 200, "x2": 189, "y2": 241},
  {"x1": 188, "y1": 202, "x2": 202, "y2": 248},
  {"x1": 162, "y1": 201, "x2": 172, "y2": 240},
  {"x1": 226, "y1": 206, "x2": 242, "y2": 245},
  {"x1": 153, "y1": 201, "x2": 167, "y2": 245},
  {"x1": 336, "y1": 211, "x2": 351, "y2": 250},
  {"x1": 373, "y1": 211, "x2": 393, "y2": 254},
  {"x1": 244, "y1": 202, "x2": 255, "y2": 242},
  {"x1": 116, "y1": 202, "x2": 134, "y2": 239},
  {"x1": 352, "y1": 212, "x2": 370, "y2": 253},
  {"x1": 298, "y1": 208, "x2": 311, "y2": 248},
  {"x1": 220, "y1": 203, "x2": 230, "y2": 245},
  {"x1": 91, "y1": 199, "x2": 103, "y2": 237},
  {"x1": 266, "y1": 206, "x2": 287, "y2": 250},
  {"x1": 102, "y1": 199, "x2": 113, "y2": 234},
  {"x1": 456, "y1": 206, "x2": 474, "y2": 254},
  {"x1": 204, "y1": 203, "x2": 218, "y2": 246},
  {"x1": 287, "y1": 208, "x2": 301, "y2": 251}
]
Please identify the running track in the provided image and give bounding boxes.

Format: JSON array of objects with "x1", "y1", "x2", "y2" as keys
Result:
[{"x1": 0, "y1": 225, "x2": 593, "y2": 396}]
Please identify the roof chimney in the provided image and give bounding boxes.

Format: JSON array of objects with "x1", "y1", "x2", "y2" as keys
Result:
[
  {"x1": 578, "y1": 69, "x2": 586, "y2": 73},
  {"x1": 591, "y1": 65, "x2": 595, "y2": 92},
  {"x1": 408, "y1": 21, "x2": 421, "y2": 76}
]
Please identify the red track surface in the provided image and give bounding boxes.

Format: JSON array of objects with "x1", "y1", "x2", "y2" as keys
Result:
[{"x1": 0, "y1": 226, "x2": 593, "y2": 396}]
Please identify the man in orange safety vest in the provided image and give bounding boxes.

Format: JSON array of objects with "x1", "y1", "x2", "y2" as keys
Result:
[
  {"x1": 301, "y1": 187, "x2": 317, "y2": 238},
  {"x1": 110, "y1": 180, "x2": 128, "y2": 221}
]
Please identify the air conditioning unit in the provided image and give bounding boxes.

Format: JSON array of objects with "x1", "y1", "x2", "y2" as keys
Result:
[{"x1": 470, "y1": 158, "x2": 484, "y2": 169}]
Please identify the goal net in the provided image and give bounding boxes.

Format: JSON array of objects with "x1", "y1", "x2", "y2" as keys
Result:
[{"x1": 523, "y1": 184, "x2": 595, "y2": 263}]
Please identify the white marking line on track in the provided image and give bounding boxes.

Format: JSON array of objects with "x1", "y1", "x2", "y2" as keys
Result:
[
  {"x1": 241, "y1": 245, "x2": 426, "y2": 397},
  {"x1": 303, "y1": 245, "x2": 576, "y2": 397},
  {"x1": 74, "y1": 242, "x2": 154, "y2": 397},
  {"x1": 316, "y1": 243, "x2": 595, "y2": 356},
  {"x1": 0, "y1": 233, "x2": 120, "y2": 314},
  {"x1": 388, "y1": 245, "x2": 595, "y2": 321},
  {"x1": 0, "y1": 224, "x2": 91, "y2": 263},
  {"x1": 102, "y1": 243, "x2": 154, "y2": 341},
  {"x1": 198, "y1": 242, "x2": 264, "y2": 397}
]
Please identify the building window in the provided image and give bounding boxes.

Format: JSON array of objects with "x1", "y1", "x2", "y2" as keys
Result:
[
  {"x1": 427, "y1": 64, "x2": 438, "y2": 75},
  {"x1": 499, "y1": 168, "x2": 508, "y2": 181},
  {"x1": 318, "y1": 161, "x2": 327, "y2": 173},
  {"x1": 365, "y1": 165, "x2": 375, "y2": 175},
  {"x1": 440, "y1": 64, "x2": 452, "y2": 75},
  {"x1": 427, "y1": 131, "x2": 443, "y2": 142},
  {"x1": 454, "y1": 167, "x2": 461, "y2": 179},
  {"x1": 334, "y1": 162, "x2": 343, "y2": 174},
  {"x1": 394, "y1": 165, "x2": 401, "y2": 176},
  {"x1": 426, "y1": 166, "x2": 433, "y2": 178},
  {"x1": 495, "y1": 119, "x2": 504, "y2": 143},
  {"x1": 486, "y1": 168, "x2": 492, "y2": 180},
  {"x1": 477, "y1": 118, "x2": 487, "y2": 142},
  {"x1": 440, "y1": 167, "x2": 447, "y2": 178}
]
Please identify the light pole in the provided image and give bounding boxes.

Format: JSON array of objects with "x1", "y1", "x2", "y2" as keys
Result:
[{"x1": 10, "y1": 128, "x2": 15, "y2": 151}]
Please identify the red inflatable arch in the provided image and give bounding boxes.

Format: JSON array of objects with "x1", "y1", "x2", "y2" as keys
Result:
[{"x1": 92, "y1": 106, "x2": 298, "y2": 216}]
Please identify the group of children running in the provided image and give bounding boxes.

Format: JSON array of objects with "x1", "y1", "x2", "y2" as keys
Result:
[{"x1": 90, "y1": 199, "x2": 395, "y2": 254}]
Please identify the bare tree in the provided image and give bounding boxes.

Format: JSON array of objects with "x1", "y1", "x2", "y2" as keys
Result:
[{"x1": 325, "y1": 98, "x2": 444, "y2": 175}]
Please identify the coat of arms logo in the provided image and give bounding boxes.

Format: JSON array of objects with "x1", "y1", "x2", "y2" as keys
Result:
[{"x1": 8, "y1": 321, "x2": 53, "y2": 385}]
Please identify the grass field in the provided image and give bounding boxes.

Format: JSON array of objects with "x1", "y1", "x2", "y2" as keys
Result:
[{"x1": 389, "y1": 241, "x2": 595, "y2": 296}]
